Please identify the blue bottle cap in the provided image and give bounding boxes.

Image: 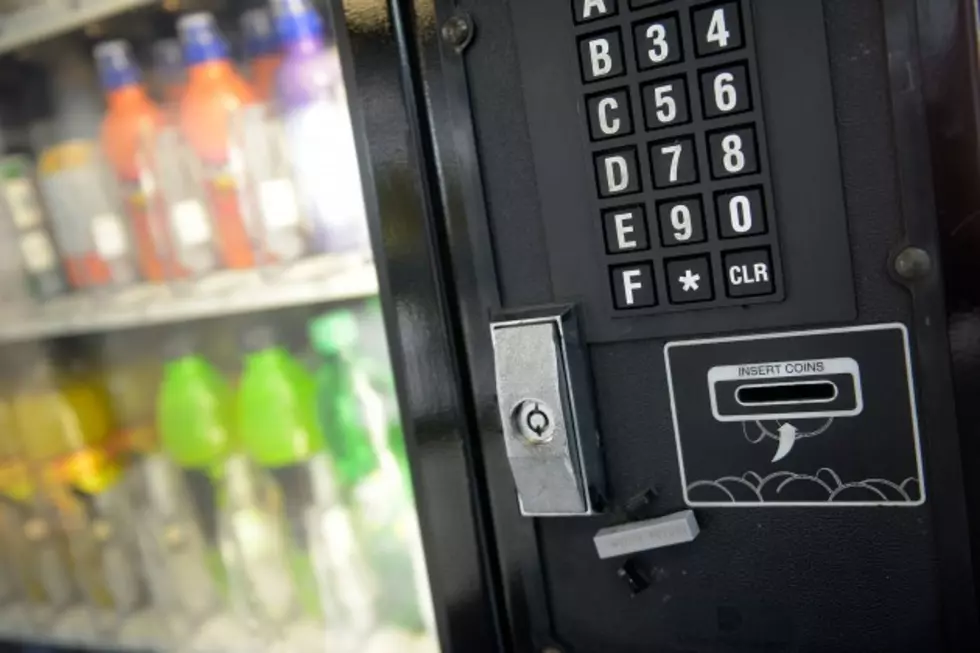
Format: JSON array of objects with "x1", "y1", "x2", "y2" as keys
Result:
[
  {"x1": 241, "y1": 8, "x2": 279, "y2": 58},
  {"x1": 93, "y1": 40, "x2": 141, "y2": 91},
  {"x1": 270, "y1": 0, "x2": 325, "y2": 44},
  {"x1": 177, "y1": 12, "x2": 230, "y2": 65}
]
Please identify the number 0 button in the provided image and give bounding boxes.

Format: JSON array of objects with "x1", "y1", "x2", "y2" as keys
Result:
[
  {"x1": 633, "y1": 15, "x2": 683, "y2": 70},
  {"x1": 700, "y1": 65, "x2": 751, "y2": 118},
  {"x1": 650, "y1": 136, "x2": 698, "y2": 188},
  {"x1": 692, "y1": 3, "x2": 744, "y2": 57},
  {"x1": 716, "y1": 187, "x2": 766, "y2": 238},
  {"x1": 707, "y1": 126, "x2": 758, "y2": 179},
  {"x1": 641, "y1": 77, "x2": 690, "y2": 130}
]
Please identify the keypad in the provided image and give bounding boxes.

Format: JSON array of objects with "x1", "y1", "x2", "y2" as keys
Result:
[{"x1": 574, "y1": 0, "x2": 781, "y2": 314}]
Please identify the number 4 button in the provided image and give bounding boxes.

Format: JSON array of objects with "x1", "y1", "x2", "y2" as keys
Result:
[{"x1": 692, "y1": 2, "x2": 744, "y2": 57}]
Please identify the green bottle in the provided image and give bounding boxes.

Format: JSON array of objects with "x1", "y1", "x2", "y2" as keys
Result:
[
  {"x1": 236, "y1": 326, "x2": 376, "y2": 647},
  {"x1": 310, "y1": 310, "x2": 426, "y2": 632},
  {"x1": 154, "y1": 341, "x2": 232, "y2": 639}
]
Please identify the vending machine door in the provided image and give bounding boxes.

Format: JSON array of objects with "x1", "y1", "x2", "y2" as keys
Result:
[
  {"x1": 401, "y1": 0, "x2": 980, "y2": 650},
  {"x1": 0, "y1": 1, "x2": 502, "y2": 652}
]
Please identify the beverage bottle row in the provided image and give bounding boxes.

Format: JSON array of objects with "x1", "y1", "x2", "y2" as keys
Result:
[
  {"x1": 0, "y1": 0, "x2": 370, "y2": 303},
  {"x1": 0, "y1": 306, "x2": 435, "y2": 652}
]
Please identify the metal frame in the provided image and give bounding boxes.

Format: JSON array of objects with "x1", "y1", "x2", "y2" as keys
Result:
[{"x1": 330, "y1": 0, "x2": 507, "y2": 650}]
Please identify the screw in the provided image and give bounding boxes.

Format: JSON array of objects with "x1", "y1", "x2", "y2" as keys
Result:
[
  {"x1": 441, "y1": 14, "x2": 474, "y2": 51},
  {"x1": 513, "y1": 399, "x2": 556, "y2": 444},
  {"x1": 893, "y1": 246, "x2": 932, "y2": 281}
]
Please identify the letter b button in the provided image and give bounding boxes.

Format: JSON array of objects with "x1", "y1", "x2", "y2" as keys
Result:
[
  {"x1": 595, "y1": 147, "x2": 641, "y2": 197},
  {"x1": 579, "y1": 30, "x2": 625, "y2": 82}
]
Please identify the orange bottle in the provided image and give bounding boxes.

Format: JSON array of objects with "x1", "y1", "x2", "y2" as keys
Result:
[
  {"x1": 95, "y1": 40, "x2": 173, "y2": 282},
  {"x1": 177, "y1": 12, "x2": 257, "y2": 270},
  {"x1": 241, "y1": 8, "x2": 282, "y2": 102}
]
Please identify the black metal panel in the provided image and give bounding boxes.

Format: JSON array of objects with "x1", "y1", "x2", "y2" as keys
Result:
[
  {"x1": 415, "y1": 0, "x2": 980, "y2": 650},
  {"x1": 510, "y1": 0, "x2": 855, "y2": 343}
]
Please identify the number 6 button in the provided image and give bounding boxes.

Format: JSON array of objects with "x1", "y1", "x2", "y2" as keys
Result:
[
  {"x1": 700, "y1": 65, "x2": 750, "y2": 118},
  {"x1": 692, "y1": 2, "x2": 744, "y2": 57}
]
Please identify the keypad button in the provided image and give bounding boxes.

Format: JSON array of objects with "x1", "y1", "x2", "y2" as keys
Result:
[
  {"x1": 602, "y1": 205, "x2": 649, "y2": 253},
  {"x1": 666, "y1": 255, "x2": 714, "y2": 304},
  {"x1": 573, "y1": 0, "x2": 618, "y2": 24},
  {"x1": 650, "y1": 136, "x2": 698, "y2": 188},
  {"x1": 715, "y1": 187, "x2": 766, "y2": 238},
  {"x1": 595, "y1": 147, "x2": 641, "y2": 197},
  {"x1": 656, "y1": 196, "x2": 706, "y2": 246},
  {"x1": 692, "y1": 2, "x2": 744, "y2": 57},
  {"x1": 579, "y1": 30, "x2": 626, "y2": 82},
  {"x1": 641, "y1": 77, "x2": 690, "y2": 130},
  {"x1": 611, "y1": 262, "x2": 657, "y2": 308},
  {"x1": 633, "y1": 15, "x2": 683, "y2": 71},
  {"x1": 707, "y1": 125, "x2": 759, "y2": 179},
  {"x1": 587, "y1": 89, "x2": 634, "y2": 141},
  {"x1": 700, "y1": 64, "x2": 751, "y2": 118},
  {"x1": 723, "y1": 248, "x2": 774, "y2": 297}
]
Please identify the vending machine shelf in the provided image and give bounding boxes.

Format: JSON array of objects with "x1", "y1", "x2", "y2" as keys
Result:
[
  {"x1": 0, "y1": 0, "x2": 157, "y2": 54},
  {"x1": 0, "y1": 253, "x2": 378, "y2": 342}
]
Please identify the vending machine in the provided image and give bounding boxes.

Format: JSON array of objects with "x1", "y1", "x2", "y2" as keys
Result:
[{"x1": 0, "y1": 0, "x2": 979, "y2": 652}]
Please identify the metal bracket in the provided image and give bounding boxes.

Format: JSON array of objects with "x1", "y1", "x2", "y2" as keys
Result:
[{"x1": 491, "y1": 306, "x2": 605, "y2": 516}]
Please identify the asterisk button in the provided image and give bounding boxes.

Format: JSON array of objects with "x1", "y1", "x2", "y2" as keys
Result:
[{"x1": 679, "y1": 269, "x2": 701, "y2": 292}]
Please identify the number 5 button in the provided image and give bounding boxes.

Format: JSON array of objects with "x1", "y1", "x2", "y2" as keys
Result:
[
  {"x1": 641, "y1": 77, "x2": 690, "y2": 130},
  {"x1": 700, "y1": 65, "x2": 750, "y2": 118},
  {"x1": 692, "y1": 2, "x2": 744, "y2": 57}
]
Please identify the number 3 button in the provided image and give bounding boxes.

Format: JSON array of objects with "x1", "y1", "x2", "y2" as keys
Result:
[{"x1": 633, "y1": 15, "x2": 683, "y2": 70}]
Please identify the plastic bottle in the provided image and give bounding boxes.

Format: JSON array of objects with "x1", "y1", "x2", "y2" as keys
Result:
[
  {"x1": 156, "y1": 341, "x2": 252, "y2": 649},
  {"x1": 177, "y1": 12, "x2": 257, "y2": 270},
  {"x1": 36, "y1": 39, "x2": 138, "y2": 288},
  {"x1": 235, "y1": 326, "x2": 376, "y2": 647},
  {"x1": 10, "y1": 348, "x2": 147, "y2": 639},
  {"x1": 309, "y1": 310, "x2": 426, "y2": 632},
  {"x1": 242, "y1": 8, "x2": 282, "y2": 102},
  {"x1": 273, "y1": 0, "x2": 370, "y2": 254},
  {"x1": 95, "y1": 39, "x2": 174, "y2": 283},
  {"x1": 151, "y1": 39, "x2": 187, "y2": 114}
]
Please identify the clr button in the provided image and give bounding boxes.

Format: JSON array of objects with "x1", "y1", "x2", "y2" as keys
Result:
[{"x1": 723, "y1": 248, "x2": 774, "y2": 298}]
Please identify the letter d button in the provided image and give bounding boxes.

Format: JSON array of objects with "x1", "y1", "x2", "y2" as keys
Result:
[{"x1": 595, "y1": 147, "x2": 641, "y2": 197}]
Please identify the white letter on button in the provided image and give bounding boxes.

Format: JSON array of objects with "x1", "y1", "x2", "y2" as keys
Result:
[
  {"x1": 623, "y1": 269, "x2": 643, "y2": 306},
  {"x1": 597, "y1": 97, "x2": 621, "y2": 135},
  {"x1": 753, "y1": 263, "x2": 770, "y2": 283},
  {"x1": 582, "y1": 0, "x2": 609, "y2": 19},
  {"x1": 613, "y1": 212, "x2": 636, "y2": 250},
  {"x1": 589, "y1": 39, "x2": 613, "y2": 78},
  {"x1": 729, "y1": 265, "x2": 744, "y2": 286},
  {"x1": 604, "y1": 156, "x2": 629, "y2": 193}
]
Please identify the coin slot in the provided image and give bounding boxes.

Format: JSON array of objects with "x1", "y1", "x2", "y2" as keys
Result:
[{"x1": 735, "y1": 380, "x2": 838, "y2": 406}]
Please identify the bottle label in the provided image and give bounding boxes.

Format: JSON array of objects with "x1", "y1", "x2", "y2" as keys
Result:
[
  {"x1": 171, "y1": 199, "x2": 212, "y2": 246},
  {"x1": 90, "y1": 214, "x2": 129, "y2": 260},
  {"x1": 259, "y1": 178, "x2": 300, "y2": 229},
  {"x1": 19, "y1": 230, "x2": 56, "y2": 272},
  {"x1": 4, "y1": 177, "x2": 43, "y2": 230},
  {"x1": 230, "y1": 508, "x2": 297, "y2": 623}
]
